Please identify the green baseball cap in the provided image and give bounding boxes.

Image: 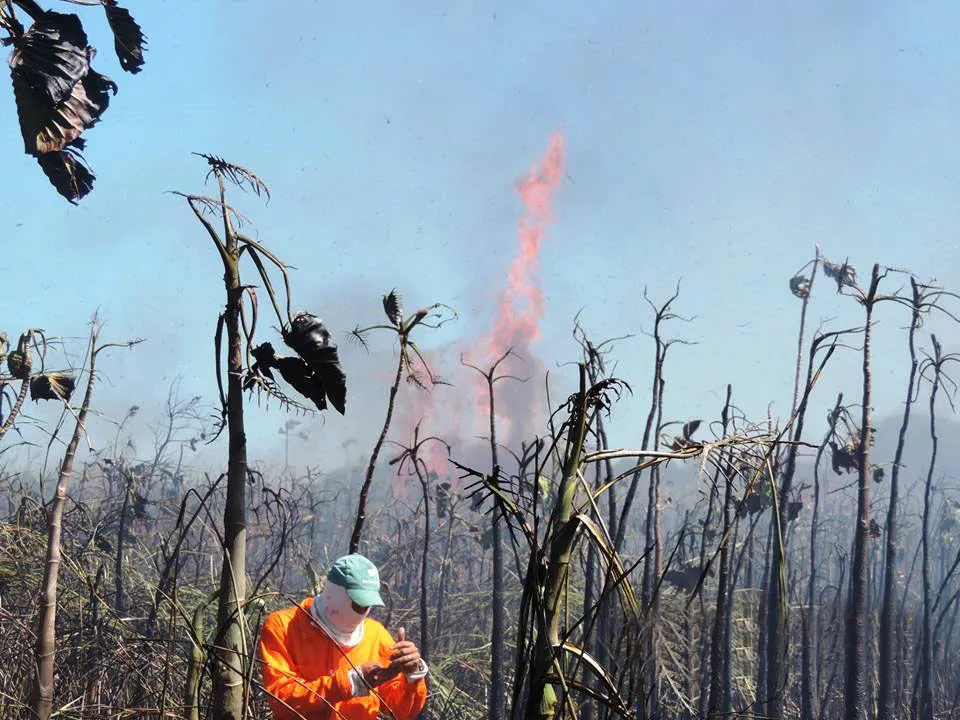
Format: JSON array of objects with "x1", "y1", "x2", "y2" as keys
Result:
[{"x1": 327, "y1": 554, "x2": 384, "y2": 607}]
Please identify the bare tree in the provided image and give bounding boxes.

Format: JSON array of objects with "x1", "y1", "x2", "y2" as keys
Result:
[
  {"x1": 877, "y1": 278, "x2": 923, "y2": 720},
  {"x1": 349, "y1": 289, "x2": 454, "y2": 554},
  {"x1": 843, "y1": 261, "x2": 882, "y2": 720},
  {"x1": 179, "y1": 154, "x2": 343, "y2": 720},
  {"x1": 915, "y1": 335, "x2": 958, "y2": 720},
  {"x1": 463, "y1": 347, "x2": 525, "y2": 720},
  {"x1": 29, "y1": 320, "x2": 139, "y2": 720}
]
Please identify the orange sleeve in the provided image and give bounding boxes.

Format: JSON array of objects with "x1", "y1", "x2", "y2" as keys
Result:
[
  {"x1": 371, "y1": 627, "x2": 428, "y2": 720},
  {"x1": 259, "y1": 610, "x2": 354, "y2": 720}
]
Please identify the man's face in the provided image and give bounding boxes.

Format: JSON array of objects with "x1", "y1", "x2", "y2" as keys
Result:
[{"x1": 351, "y1": 601, "x2": 370, "y2": 615}]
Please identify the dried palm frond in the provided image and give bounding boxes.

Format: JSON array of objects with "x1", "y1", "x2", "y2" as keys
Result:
[
  {"x1": 172, "y1": 192, "x2": 251, "y2": 228},
  {"x1": 822, "y1": 258, "x2": 857, "y2": 292},
  {"x1": 102, "y1": 1, "x2": 146, "y2": 74},
  {"x1": 29, "y1": 371, "x2": 75, "y2": 401},
  {"x1": 241, "y1": 364, "x2": 312, "y2": 415},
  {"x1": 194, "y1": 153, "x2": 270, "y2": 200}
]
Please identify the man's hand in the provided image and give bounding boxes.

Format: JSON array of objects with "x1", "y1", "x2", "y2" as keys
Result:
[
  {"x1": 389, "y1": 627, "x2": 423, "y2": 675},
  {"x1": 357, "y1": 661, "x2": 399, "y2": 688}
]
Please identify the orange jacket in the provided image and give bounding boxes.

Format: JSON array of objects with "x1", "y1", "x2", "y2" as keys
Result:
[{"x1": 259, "y1": 597, "x2": 428, "y2": 720}]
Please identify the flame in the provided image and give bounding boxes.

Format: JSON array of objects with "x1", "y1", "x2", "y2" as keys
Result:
[
  {"x1": 472, "y1": 132, "x2": 566, "y2": 443},
  {"x1": 393, "y1": 132, "x2": 566, "y2": 485},
  {"x1": 487, "y1": 132, "x2": 566, "y2": 359}
]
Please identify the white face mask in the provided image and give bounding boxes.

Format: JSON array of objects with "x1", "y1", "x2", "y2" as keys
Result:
[{"x1": 310, "y1": 583, "x2": 370, "y2": 647}]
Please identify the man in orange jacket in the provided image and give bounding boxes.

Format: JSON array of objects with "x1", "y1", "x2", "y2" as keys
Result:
[{"x1": 259, "y1": 554, "x2": 429, "y2": 720}]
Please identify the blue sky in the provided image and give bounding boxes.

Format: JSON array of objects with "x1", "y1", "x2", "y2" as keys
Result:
[{"x1": 3, "y1": 1, "x2": 960, "y2": 473}]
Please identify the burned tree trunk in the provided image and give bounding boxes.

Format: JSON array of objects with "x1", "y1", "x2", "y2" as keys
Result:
[
  {"x1": 844, "y1": 263, "x2": 881, "y2": 720},
  {"x1": 30, "y1": 328, "x2": 99, "y2": 720},
  {"x1": 877, "y1": 279, "x2": 921, "y2": 720},
  {"x1": 918, "y1": 335, "x2": 946, "y2": 720},
  {"x1": 706, "y1": 384, "x2": 733, "y2": 720},
  {"x1": 211, "y1": 242, "x2": 250, "y2": 720}
]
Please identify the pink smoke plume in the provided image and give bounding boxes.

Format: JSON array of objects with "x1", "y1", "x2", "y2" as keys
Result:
[
  {"x1": 486, "y1": 132, "x2": 565, "y2": 359},
  {"x1": 470, "y1": 132, "x2": 566, "y2": 445},
  {"x1": 394, "y1": 132, "x2": 566, "y2": 484}
]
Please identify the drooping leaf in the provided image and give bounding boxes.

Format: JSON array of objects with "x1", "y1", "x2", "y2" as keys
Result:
[
  {"x1": 274, "y1": 356, "x2": 330, "y2": 412},
  {"x1": 249, "y1": 339, "x2": 346, "y2": 416},
  {"x1": 7, "y1": 11, "x2": 113, "y2": 201},
  {"x1": 282, "y1": 311, "x2": 347, "y2": 415},
  {"x1": 20, "y1": 67, "x2": 117, "y2": 154},
  {"x1": 35, "y1": 144, "x2": 95, "y2": 203},
  {"x1": 249, "y1": 342, "x2": 276, "y2": 382},
  {"x1": 682, "y1": 419, "x2": 702, "y2": 440},
  {"x1": 29, "y1": 372, "x2": 76, "y2": 401},
  {"x1": 102, "y1": 0, "x2": 146, "y2": 74},
  {"x1": 8, "y1": 12, "x2": 91, "y2": 109}
]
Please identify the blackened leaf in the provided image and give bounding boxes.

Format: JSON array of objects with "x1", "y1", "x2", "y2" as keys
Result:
[
  {"x1": 274, "y1": 356, "x2": 327, "y2": 412},
  {"x1": 282, "y1": 311, "x2": 347, "y2": 414},
  {"x1": 8, "y1": 11, "x2": 119, "y2": 201},
  {"x1": 30, "y1": 372, "x2": 77, "y2": 401},
  {"x1": 383, "y1": 289, "x2": 403, "y2": 326},
  {"x1": 8, "y1": 12, "x2": 90, "y2": 108},
  {"x1": 786, "y1": 500, "x2": 803, "y2": 523},
  {"x1": 29, "y1": 68, "x2": 116, "y2": 154},
  {"x1": 35, "y1": 145, "x2": 95, "y2": 203},
  {"x1": 103, "y1": 0, "x2": 146, "y2": 74},
  {"x1": 682, "y1": 419, "x2": 702, "y2": 440},
  {"x1": 7, "y1": 351, "x2": 28, "y2": 379},
  {"x1": 312, "y1": 346, "x2": 347, "y2": 415},
  {"x1": 250, "y1": 342, "x2": 277, "y2": 381},
  {"x1": 282, "y1": 311, "x2": 333, "y2": 365}
]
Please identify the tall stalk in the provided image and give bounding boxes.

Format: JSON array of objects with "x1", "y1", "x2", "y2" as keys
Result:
[
  {"x1": 30, "y1": 326, "x2": 100, "y2": 720},
  {"x1": 390, "y1": 425, "x2": 448, "y2": 719},
  {"x1": 350, "y1": 293, "x2": 451, "y2": 553},
  {"x1": 211, "y1": 182, "x2": 250, "y2": 720},
  {"x1": 844, "y1": 262, "x2": 882, "y2": 720},
  {"x1": 464, "y1": 348, "x2": 521, "y2": 720},
  {"x1": 917, "y1": 335, "x2": 955, "y2": 720},
  {"x1": 765, "y1": 329, "x2": 839, "y2": 718},
  {"x1": 706, "y1": 385, "x2": 733, "y2": 720},
  {"x1": 181, "y1": 157, "x2": 295, "y2": 720},
  {"x1": 528, "y1": 364, "x2": 591, "y2": 720},
  {"x1": 615, "y1": 287, "x2": 684, "y2": 555},
  {"x1": 351, "y1": 350, "x2": 404, "y2": 553},
  {"x1": 877, "y1": 278, "x2": 922, "y2": 720},
  {"x1": 801, "y1": 392, "x2": 844, "y2": 720}
]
